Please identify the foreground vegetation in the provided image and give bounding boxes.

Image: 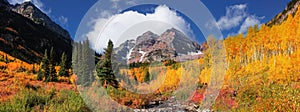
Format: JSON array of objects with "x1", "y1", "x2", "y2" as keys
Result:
[{"x1": 0, "y1": 88, "x2": 89, "y2": 112}]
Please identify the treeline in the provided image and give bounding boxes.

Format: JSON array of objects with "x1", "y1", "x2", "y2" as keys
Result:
[
  {"x1": 129, "y1": 59, "x2": 179, "y2": 68},
  {"x1": 198, "y1": 6, "x2": 300, "y2": 111},
  {"x1": 72, "y1": 39, "x2": 95, "y2": 86},
  {"x1": 0, "y1": 54, "x2": 13, "y2": 64},
  {"x1": 72, "y1": 39, "x2": 119, "y2": 88},
  {"x1": 225, "y1": 6, "x2": 300, "y2": 66},
  {"x1": 37, "y1": 47, "x2": 70, "y2": 82}
]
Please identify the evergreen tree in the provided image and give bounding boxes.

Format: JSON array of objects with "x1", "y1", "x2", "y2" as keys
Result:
[
  {"x1": 58, "y1": 52, "x2": 69, "y2": 77},
  {"x1": 97, "y1": 40, "x2": 119, "y2": 88},
  {"x1": 75, "y1": 39, "x2": 95, "y2": 86},
  {"x1": 31, "y1": 64, "x2": 36, "y2": 74},
  {"x1": 4, "y1": 55, "x2": 9, "y2": 64},
  {"x1": 37, "y1": 68, "x2": 43, "y2": 81},
  {"x1": 72, "y1": 43, "x2": 79, "y2": 75},
  {"x1": 47, "y1": 47, "x2": 57, "y2": 82},
  {"x1": 144, "y1": 70, "x2": 151, "y2": 83},
  {"x1": 41, "y1": 49, "x2": 50, "y2": 81}
]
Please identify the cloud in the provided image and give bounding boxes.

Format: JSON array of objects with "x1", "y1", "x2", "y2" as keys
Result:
[
  {"x1": 110, "y1": 0, "x2": 120, "y2": 9},
  {"x1": 217, "y1": 4, "x2": 247, "y2": 30},
  {"x1": 126, "y1": 1, "x2": 137, "y2": 5},
  {"x1": 238, "y1": 16, "x2": 261, "y2": 34},
  {"x1": 8, "y1": 0, "x2": 51, "y2": 14},
  {"x1": 216, "y1": 4, "x2": 264, "y2": 36},
  {"x1": 86, "y1": 5, "x2": 193, "y2": 52},
  {"x1": 58, "y1": 16, "x2": 68, "y2": 25}
]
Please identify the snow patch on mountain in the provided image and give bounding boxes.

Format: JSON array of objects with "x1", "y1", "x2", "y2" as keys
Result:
[
  {"x1": 127, "y1": 47, "x2": 134, "y2": 60},
  {"x1": 188, "y1": 51, "x2": 203, "y2": 55},
  {"x1": 139, "y1": 49, "x2": 146, "y2": 62}
]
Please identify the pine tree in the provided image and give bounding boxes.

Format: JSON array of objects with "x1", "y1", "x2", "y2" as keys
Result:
[
  {"x1": 31, "y1": 64, "x2": 36, "y2": 74},
  {"x1": 144, "y1": 70, "x2": 151, "y2": 83},
  {"x1": 41, "y1": 49, "x2": 50, "y2": 81},
  {"x1": 4, "y1": 55, "x2": 9, "y2": 64},
  {"x1": 47, "y1": 47, "x2": 57, "y2": 82},
  {"x1": 58, "y1": 52, "x2": 69, "y2": 77},
  {"x1": 72, "y1": 43, "x2": 79, "y2": 75},
  {"x1": 37, "y1": 68, "x2": 43, "y2": 81},
  {"x1": 75, "y1": 40, "x2": 95, "y2": 86},
  {"x1": 97, "y1": 40, "x2": 119, "y2": 88}
]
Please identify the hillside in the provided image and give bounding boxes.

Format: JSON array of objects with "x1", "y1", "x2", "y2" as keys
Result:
[
  {"x1": 0, "y1": 0, "x2": 72, "y2": 64},
  {"x1": 267, "y1": 0, "x2": 300, "y2": 26},
  {"x1": 199, "y1": 5, "x2": 300, "y2": 111}
]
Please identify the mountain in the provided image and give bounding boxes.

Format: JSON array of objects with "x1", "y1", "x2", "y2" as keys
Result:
[
  {"x1": 0, "y1": 0, "x2": 72, "y2": 63},
  {"x1": 114, "y1": 28, "x2": 204, "y2": 65},
  {"x1": 114, "y1": 39, "x2": 136, "y2": 64},
  {"x1": 267, "y1": 0, "x2": 300, "y2": 26},
  {"x1": 12, "y1": 1, "x2": 71, "y2": 40}
]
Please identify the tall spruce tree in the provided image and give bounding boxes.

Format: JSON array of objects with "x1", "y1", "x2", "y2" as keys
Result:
[
  {"x1": 144, "y1": 70, "x2": 151, "y2": 83},
  {"x1": 72, "y1": 43, "x2": 79, "y2": 75},
  {"x1": 97, "y1": 40, "x2": 119, "y2": 88},
  {"x1": 47, "y1": 47, "x2": 57, "y2": 82},
  {"x1": 37, "y1": 68, "x2": 43, "y2": 81},
  {"x1": 58, "y1": 52, "x2": 69, "y2": 77},
  {"x1": 81, "y1": 39, "x2": 94, "y2": 86},
  {"x1": 40, "y1": 49, "x2": 49, "y2": 81},
  {"x1": 74, "y1": 39, "x2": 95, "y2": 86}
]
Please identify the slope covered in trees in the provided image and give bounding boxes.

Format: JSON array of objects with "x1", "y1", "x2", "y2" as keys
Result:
[{"x1": 198, "y1": 6, "x2": 300, "y2": 111}]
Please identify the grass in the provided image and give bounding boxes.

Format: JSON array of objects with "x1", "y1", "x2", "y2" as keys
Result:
[{"x1": 0, "y1": 88, "x2": 90, "y2": 112}]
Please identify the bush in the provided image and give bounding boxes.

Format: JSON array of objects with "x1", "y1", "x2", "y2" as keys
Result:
[{"x1": 0, "y1": 88, "x2": 90, "y2": 112}]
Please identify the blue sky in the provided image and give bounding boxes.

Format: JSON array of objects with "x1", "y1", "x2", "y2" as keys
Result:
[{"x1": 8, "y1": 0, "x2": 291, "y2": 40}]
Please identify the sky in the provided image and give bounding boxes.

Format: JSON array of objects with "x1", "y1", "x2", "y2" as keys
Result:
[{"x1": 7, "y1": 0, "x2": 291, "y2": 51}]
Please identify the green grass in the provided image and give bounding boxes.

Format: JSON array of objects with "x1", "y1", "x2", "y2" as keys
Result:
[{"x1": 0, "y1": 88, "x2": 91, "y2": 112}]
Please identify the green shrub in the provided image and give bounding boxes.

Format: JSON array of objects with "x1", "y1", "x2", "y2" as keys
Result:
[{"x1": 0, "y1": 88, "x2": 91, "y2": 112}]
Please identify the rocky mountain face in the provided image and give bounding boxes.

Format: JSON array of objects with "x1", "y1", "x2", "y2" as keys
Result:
[
  {"x1": 12, "y1": 2, "x2": 71, "y2": 40},
  {"x1": 0, "y1": 0, "x2": 72, "y2": 63},
  {"x1": 267, "y1": 0, "x2": 300, "y2": 26},
  {"x1": 114, "y1": 28, "x2": 204, "y2": 65}
]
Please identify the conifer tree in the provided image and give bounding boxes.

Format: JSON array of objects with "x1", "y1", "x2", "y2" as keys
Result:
[
  {"x1": 47, "y1": 47, "x2": 57, "y2": 82},
  {"x1": 144, "y1": 70, "x2": 151, "y2": 83},
  {"x1": 72, "y1": 43, "x2": 79, "y2": 75},
  {"x1": 97, "y1": 40, "x2": 119, "y2": 88},
  {"x1": 37, "y1": 68, "x2": 43, "y2": 81},
  {"x1": 4, "y1": 55, "x2": 9, "y2": 64},
  {"x1": 58, "y1": 52, "x2": 69, "y2": 77},
  {"x1": 74, "y1": 40, "x2": 95, "y2": 86},
  {"x1": 41, "y1": 49, "x2": 50, "y2": 81}
]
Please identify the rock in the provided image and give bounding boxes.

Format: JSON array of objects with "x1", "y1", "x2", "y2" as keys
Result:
[
  {"x1": 114, "y1": 28, "x2": 204, "y2": 65},
  {"x1": 12, "y1": 2, "x2": 71, "y2": 40}
]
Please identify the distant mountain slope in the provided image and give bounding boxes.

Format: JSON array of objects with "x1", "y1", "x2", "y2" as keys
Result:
[
  {"x1": 114, "y1": 28, "x2": 204, "y2": 65},
  {"x1": 267, "y1": 0, "x2": 300, "y2": 26},
  {"x1": 0, "y1": 0, "x2": 72, "y2": 64},
  {"x1": 12, "y1": 2, "x2": 71, "y2": 40}
]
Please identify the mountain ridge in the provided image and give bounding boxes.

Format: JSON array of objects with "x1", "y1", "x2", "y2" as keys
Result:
[
  {"x1": 114, "y1": 28, "x2": 204, "y2": 65},
  {"x1": 267, "y1": 0, "x2": 300, "y2": 26},
  {"x1": 0, "y1": 0, "x2": 72, "y2": 64},
  {"x1": 12, "y1": 1, "x2": 71, "y2": 40}
]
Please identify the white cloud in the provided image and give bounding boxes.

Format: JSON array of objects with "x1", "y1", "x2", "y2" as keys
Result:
[
  {"x1": 110, "y1": 0, "x2": 120, "y2": 9},
  {"x1": 86, "y1": 5, "x2": 193, "y2": 53},
  {"x1": 58, "y1": 16, "x2": 68, "y2": 25},
  {"x1": 238, "y1": 16, "x2": 261, "y2": 34},
  {"x1": 126, "y1": 0, "x2": 137, "y2": 5},
  {"x1": 8, "y1": 0, "x2": 51, "y2": 14},
  {"x1": 216, "y1": 4, "x2": 265, "y2": 36},
  {"x1": 217, "y1": 4, "x2": 247, "y2": 30}
]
